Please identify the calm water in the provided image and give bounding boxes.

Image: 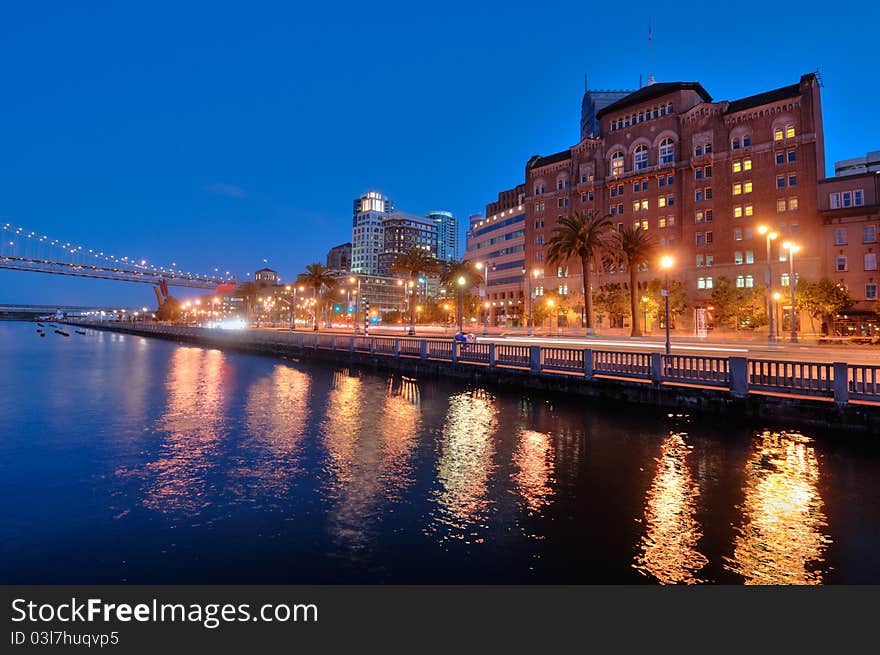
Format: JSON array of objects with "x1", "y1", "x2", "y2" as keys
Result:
[{"x1": 2, "y1": 321, "x2": 880, "y2": 584}]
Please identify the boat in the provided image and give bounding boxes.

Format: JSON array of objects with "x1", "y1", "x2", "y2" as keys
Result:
[
  {"x1": 75, "y1": 330, "x2": 87, "y2": 335},
  {"x1": 54, "y1": 329, "x2": 70, "y2": 337}
]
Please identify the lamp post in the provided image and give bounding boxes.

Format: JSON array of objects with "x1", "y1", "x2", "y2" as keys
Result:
[
  {"x1": 783, "y1": 241, "x2": 800, "y2": 343},
  {"x1": 476, "y1": 261, "x2": 490, "y2": 335},
  {"x1": 546, "y1": 298, "x2": 556, "y2": 335},
  {"x1": 757, "y1": 225, "x2": 779, "y2": 343},
  {"x1": 407, "y1": 280, "x2": 416, "y2": 336},
  {"x1": 457, "y1": 275, "x2": 466, "y2": 334},
  {"x1": 659, "y1": 255, "x2": 674, "y2": 356},
  {"x1": 349, "y1": 276, "x2": 362, "y2": 334},
  {"x1": 772, "y1": 291, "x2": 782, "y2": 339},
  {"x1": 641, "y1": 295, "x2": 649, "y2": 334}
]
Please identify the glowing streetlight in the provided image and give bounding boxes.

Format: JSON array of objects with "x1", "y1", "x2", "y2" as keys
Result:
[
  {"x1": 659, "y1": 255, "x2": 674, "y2": 355},
  {"x1": 758, "y1": 226, "x2": 780, "y2": 342},
  {"x1": 457, "y1": 275, "x2": 467, "y2": 334},
  {"x1": 783, "y1": 241, "x2": 800, "y2": 343},
  {"x1": 641, "y1": 295, "x2": 650, "y2": 333}
]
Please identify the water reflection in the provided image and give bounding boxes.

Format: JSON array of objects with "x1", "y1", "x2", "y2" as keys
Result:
[
  {"x1": 725, "y1": 430, "x2": 830, "y2": 585},
  {"x1": 511, "y1": 429, "x2": 555, "y2": 515},
  {"x1": 234, "y1": 364, "x2": 312, "y2": 498},
  {"x1": 143, "y1": 348, "x2": 227, "y2": 513},
  {"x1": 634, "y1": 432, "x2": 708, "y2": 584},
  {"x1": 431, "y1": 389, "x2": 498, "y2": 542},
  {"x1": 320, "y1": 370, "x2": 420, "y2": 551}
]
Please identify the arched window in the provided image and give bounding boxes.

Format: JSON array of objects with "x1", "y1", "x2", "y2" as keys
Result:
[
  {"x1": 659, "y1": 138, "x2": 675, "y2": 165},
  {"x1": 634, "y1": 144, "x2": 649, "y2": 170},
  {"x1": 610, "y1": 151, "x2": 625, "y2": 177}
]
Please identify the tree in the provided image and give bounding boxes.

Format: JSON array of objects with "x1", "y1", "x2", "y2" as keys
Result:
[
  {"x1": 154, "y1": 296, "x2": 182, "y2": 322},
  {"x1": 594, "y1": 283, "x2": 630, "y2": 328},
  {"x1": 296, "y1": 263, "x2": 338, "y2": 330},
  {"x1": 710, "y1": 277, "x2": 767, "y2": 330},
  {"x1": 546, "y1": 211, "x2": 614, "y2": 334},
  {"x1": 608, "y1": 225, "x2": 657, "y2": 336},
  {"x1": 645, "y1": 278, "x2": 689, "y2": 328},
  {"x1": 797, "y1": 278, "x2": 853, "y2": 334},
  {"x1": 391, "y1": 248, "x2": 442, "y2": 334}
]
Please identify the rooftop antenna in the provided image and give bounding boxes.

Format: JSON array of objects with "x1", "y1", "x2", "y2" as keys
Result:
[{"x1": 646, "y1": 20, "x2": 655, "y2": 85}]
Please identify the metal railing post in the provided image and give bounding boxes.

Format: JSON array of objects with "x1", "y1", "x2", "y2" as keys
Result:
[
  {"x1": 349, "y1": 336, "x2": 355, "y2": 354},
  {"x1": 452, "y1": 341, "x2": 459, "y2": 364},
  {"x1": 420, "y1": 340, "x2": 427, "y2": 361},
  {"x1": 394, "y1": 338, "x2": 400, "y2": 358},
  {"x1": 530, "y1": 345, "x2": 541, "y2": 374},
  {"x1": 729, "y1": 357, "x2": 749, "y2": 398},
  {"x1": 489, "y1": 343, "x2": 496, "y2": 369},
  {"x1": 584, "y1": 349, "x2": 593, "y2": 380},
  {"x1": 833, "y1": 362, "x2": 849, "y2": 406},
  {"x1": 651, "y1": 352, "x2": 663, "y2": 384},
  {"x1": 370, "y1": 337, "x2": 375, "y2": 356}
]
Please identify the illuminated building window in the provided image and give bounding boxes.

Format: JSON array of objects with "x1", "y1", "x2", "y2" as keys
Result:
[
  {"x1": 733, "y1": 161, "x2": 742, "y2": 173},
  {"x1": 734, "y1": 206, "x2": 743, "y2": 218},
  {"x1": 736, "y1": 275, "x2": 745, "y2": 288},
  {"x1": 774, "y1": 127, "x2": 784, "y2": 141},
  {"x1": 788, "y1": 197, "x2": 798, "y2": 211},
  {"x1": 786, "y1": 125, "x2": 796, "y2": 138},
  {"x1": 781, "y1": 273, "x2": 790, "y2": 286},
  {"x1": 777, "y1": 199, "x2": 787, "y2": 212},
  {"x1": 745, "y1": 251, "x2": 754, "y2": 264},
  {"x1": 610, "y1": 151, "x2": 625, "y2": 177},
  {"x1": 733, "y1": 183, "x2": 742, "y2": 195},
  {"x1": 744, "y1": 181, "x2": 753, "y2": 194},
  {"x1": 658, "y1": 196, "x2": 666, "y2": 208},
  {"x1": 745, "y1": 204, "x2": 753, "y2": 217},
  {"x1": 706, "y1": 254, "x2": 714, "y2": 266},
  {"x1": 735, "y1": 251, "x2": 743, "y2": 265}
]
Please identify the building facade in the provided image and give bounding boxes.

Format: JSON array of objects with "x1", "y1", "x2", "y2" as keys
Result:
[
  {"x1": 428, "y1": 210, "x2": 458, "y2": 263},
  {"x1": 522, "y1": 73, "x2": 825, "y2": 331},
  {"x1": 819, "y1": 169, "x2": 880, "y2": 333},
  {"x1": 464, "y1": 184, "x2": 527, "y2": 326},
  {"x1": 352, "y1": 191, "x2": 394, "y2": 274},
  {"x1": 835, "y1": 151, "x2": 880, "y2": 177},
  {"x1": 377, "y1": 211, "x2": 439, "y2": 276},
  {"x1": 253, "y1": 268, "x2": 279, "y2": 285},
  {"x1": 326, "y1": 242, "x2": 352, "y2": 272}
]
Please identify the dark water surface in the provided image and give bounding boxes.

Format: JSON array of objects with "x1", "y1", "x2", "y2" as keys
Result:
[{"x1": 2, "y1": 321, "x2": 879, "y2": 584}]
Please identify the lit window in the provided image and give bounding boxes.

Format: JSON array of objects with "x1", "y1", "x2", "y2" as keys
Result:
[
  {"x1": 732, "y1": 161, "x2": 742, "y2": 173},
  {"x1": 736, "y1": 275, "x2": 745, "y2": 288},
  {"x1": 633, "y1": 201, "x2": 640, "y2": 213},
  {"x1": 788, "y1": 198, "x2": 798, "y2": 211},
  {"x1": 786, "y1": 125, "x2": 795, "y2": 138},
  {"x1": 734, "y1": 206, "x2": 743, "y2": 218},
  {"x1": 777, "y1": 199, "x2": 787, "y2": 212},
  {"x1": 744, "y1": 159, "x2": 752, "y2": 171},
  {"x1": 659, "y1": 217, "x2": 667, "y2": 228},
  {"x1": 733, "y1": 183, "x2": 742, "y2": 195},
  {"x1": 695, "y1": 211, "x2": 704, "y2": 223},
  {"x1": 744, "y1": 181, "x2": 753, "y2": 194},
  {"x1": 641, "y1": 199, "x2": 649, "y2": 210},
  {"x1": 706, "y1": 254, "x2": 714, "y2": 267},
  {"x1": 705, "y1": 277, "x2": 713, "y2": 289},
  {"x1": 735, "y1": 251, "x2": 744, "y2": 265},
  {"x1": 774, "y1": 127, "x2": 784, "y2": 141},
  {"x1": 697, "y1": 277, "x2": 707, "y2": 289},
  {"x1": 745, "y1": 205, "x2": 754, "y2": 217},
  {"x1": 658, "y1": 196, "x2": 666, "y2": 208},
  {"x1": 745, "y1": 275, "x2": 754, "y2": 288},
  {"x1": 610, "y1": 151, "x2": 624, "y2": 177},
  {"x1": 781, "y1": 273, "x2": 790, "y2": 286},
  {"x1": 746, "y1": 251, "x2": 754, "y2": 264},
  {"x1": 667, "y1": 215, "x2": 675, "y2": 226}
]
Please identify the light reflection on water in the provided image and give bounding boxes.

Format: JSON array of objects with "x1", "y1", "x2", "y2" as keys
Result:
[
  {"x1": 142, "y1": 347, "x2": 227, "y2": 514},
  {"x1": 429, "y1": 389, "x2": 498, "y2": 544},
  {"x1": 634, "y1": 433, "x2": 708, "y2": 584},
  {"x1": 1, "y1": 321, "x2": 876, "y2": 583},
  {"x1": 724, "y1": 430, "x2": 830, "y2": 585}
]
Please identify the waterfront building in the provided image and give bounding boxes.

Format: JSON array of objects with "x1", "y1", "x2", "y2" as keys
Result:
[
  {"x1": 464, "y1": 185, "x2": 527, "y2": 326},
  {"x1": 352, "y1": 191, "x2": 394, "y2": 274},
  {"x1": 523, "y1": 73, "x2": 825, "y2": 332},
  {"x1": 428, "y1": 210, "x2": 458, "y2": 263},
  {"x1": 835, "y1": 151, "x2": 880, "y2": 177},
  {"x1": 254, "y1": 267, "x2": 279, "y2": 286},
  {"x1": 819, "y1": 166, "x2": 880, "y2": 333},
  {"x1": 377, "y1": 211, "x2": 439, "y2": 276},
  {"x1": 326, "y1": 242, "x2": 352, "y2": 272}
]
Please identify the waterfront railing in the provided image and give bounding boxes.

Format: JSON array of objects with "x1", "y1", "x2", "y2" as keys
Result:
[{"x1": 68, "y1": 322, "x2": 880, "y2": 407}]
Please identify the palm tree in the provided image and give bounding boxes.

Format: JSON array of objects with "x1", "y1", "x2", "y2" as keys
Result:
[
  {"x1": 296, "y1": 263, "x2": 338, "y2": 330},
  {"x1": 391, "y1": 248, "x2": 441, "y2": 335},
  {"x1": 546, "y1": 211, "x2": 614, "y2": 334},
  {"x1": 610, "y1": 225, "x2": 657, "y2": 337},
  {"x1": 440, "y1": 259, "x2": 482, "y2": 332}
]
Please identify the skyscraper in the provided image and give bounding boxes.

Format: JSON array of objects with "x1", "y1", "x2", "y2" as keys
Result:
[
  {"x1": 351, "y1": 191, "x2": 393, "y2": 274},
  {"x1": 427, "y1": 210, "x2": 458, "y2": 263}
]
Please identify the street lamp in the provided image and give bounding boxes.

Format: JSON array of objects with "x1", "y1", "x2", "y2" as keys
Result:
[
  {"x1": 783, "y1": 241, "x2": 800, "y2": 343},
  {"x1": 476, "y1": 261, "x2": 490, "y2": 335},
  {"x1": 546, "y1": 298, "x2": 556, "y2": 335},
  {"x1": 348, "y1": 276, "x2": 363, "y2": 334},
  {"x1": 407, "y1": 280, "x2": 416, "y2": 336},
  {"x1": 772, "y1": 291, "x2": 782, "y2": 339},
  {"x1": 457, "y1": 275, "x2": 467, "y2": 334},
  {"x1": 758, "y1": 225, "x2": 779, "y2": 343},
  {"x1": 659, "y1": 255, "x2": 674, "y2": 355},
  {"x1": 524, "y1": 267, "x2": 541, "y2": 336}
]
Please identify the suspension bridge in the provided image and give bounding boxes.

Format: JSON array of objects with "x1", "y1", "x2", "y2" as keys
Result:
[{"x1": 0, "y1": 222, "x2": 237, "y2": 290}]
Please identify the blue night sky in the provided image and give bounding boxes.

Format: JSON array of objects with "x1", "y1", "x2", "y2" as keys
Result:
[{"x1": 1, "y1": 0, "x2": 878, "y2": 306}]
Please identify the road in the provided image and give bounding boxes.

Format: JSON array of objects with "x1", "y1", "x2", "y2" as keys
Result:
[{"x1": 257, "y1": 324, "x2": 880, "y2": 365}]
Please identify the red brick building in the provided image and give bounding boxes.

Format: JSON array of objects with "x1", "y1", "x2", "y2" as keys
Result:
[{"x1": 523, "y1": 73, "x2": 825, "y2": 331}]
